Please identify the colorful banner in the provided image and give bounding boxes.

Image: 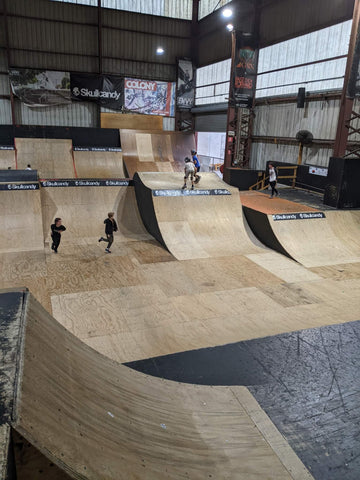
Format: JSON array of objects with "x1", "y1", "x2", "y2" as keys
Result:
[
  {"x1": 177, "y1": 59, "x2": 195, "y2": 110},
  {"x1": 9, "y1": 69, "x2": 71, "y2": 107},
  {"x1": 233, "y1": 40, "x2": 258, "y2": 108},
  {"x1": 124, "y1": 78, "x2": 175, "y2": 116},
  {"x1": 71, "y1": 74, "x2": 124, "y2": 110}
]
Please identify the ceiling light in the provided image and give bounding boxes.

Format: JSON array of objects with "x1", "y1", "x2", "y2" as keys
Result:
[
  {"x1": 222, "y1": 8, "x2": 233, "y2": 18},
  {"x1": 156, "y1": 47, "x2": 164, "y2": 55},
  {"x1": 226, "y1": 24, "x2": 234, "y2": 32}
]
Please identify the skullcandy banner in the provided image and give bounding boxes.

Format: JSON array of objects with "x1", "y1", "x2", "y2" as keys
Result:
[
  {"x1": 233, "y1": 36, "x2": 258, "y2": 108},
  {"x1": 9, "y1": 69, "x2": 71, "y2": 107},
  {"x1": 124, "y1": 78, "x2": 175, "y2": 116},
  {"x1": 177, "y1": 59, "x2": 195, "y2": 110},
  {"x1": 71, "y1": 74, "x2": 124, "y2": 110}
]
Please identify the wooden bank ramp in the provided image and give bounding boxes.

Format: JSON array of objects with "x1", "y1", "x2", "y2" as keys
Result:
[
  {"x1": 134, "y1": 172, "x2": 262, "y2": 260},
  {"x1": 73, "y1": 148, "x2": 125, "y2": 178},
  {"x1": 120, "y1": 130, "x2": 195, "y2": 178},
  {"x1": 241, "y1": 191, "x2": 360, "y2": 268},
  {"x1": 1, "y1": 289, "x2": 313, "y2": 480}
]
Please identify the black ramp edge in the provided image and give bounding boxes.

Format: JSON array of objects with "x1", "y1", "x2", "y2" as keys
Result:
[
  {"x1": 0, "y1": 290, "x2": 27, "y2": 479},
  {"x1": 126, "y1": 320, "x2": 360, "y2": 480},
  {"x1": 0, "y1": 170, "x2": 38, "y2": 182},
  {"x1": 133, "y1": 172, "x2": 167, "y2": 250},
  {"x1": 242, "y1": 205, "x2": 293, "y2": 259}
]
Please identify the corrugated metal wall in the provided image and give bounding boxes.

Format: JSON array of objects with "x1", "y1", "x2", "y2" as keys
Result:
[
  {"x1": 52, "y1": 0, "x2": 193, "y2": 20},
  {"x1": 0, "y1": 0, "x2": 191, "y2": 127},
  {"x1": 249, "y1": 95, "x2": 359, "y2": 170},
  {"x1": 198, "y1": 0, "x2": 231, "y2": 20}
]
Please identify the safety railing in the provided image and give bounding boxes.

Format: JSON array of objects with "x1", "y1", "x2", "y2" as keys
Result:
[{"x1": 249, "y1": 165, "x2": 298, "y2": 190}]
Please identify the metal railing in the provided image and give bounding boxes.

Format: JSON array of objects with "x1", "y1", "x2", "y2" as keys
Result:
[{"x1": 249, "y1": 165, "x2": 298, "y2": 190}]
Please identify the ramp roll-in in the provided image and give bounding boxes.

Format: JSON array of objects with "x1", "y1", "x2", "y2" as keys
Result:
[
  {"x1": 134, "y1": 172, "x2": 262, "y2": 260},
  {"x1": 2, "y1": 289, "x2": 312, "y2": 479}
]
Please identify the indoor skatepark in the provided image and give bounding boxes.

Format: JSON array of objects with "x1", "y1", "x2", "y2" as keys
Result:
[{"x1": 1, "y1": 0, "x2": 360, "y2": 479}]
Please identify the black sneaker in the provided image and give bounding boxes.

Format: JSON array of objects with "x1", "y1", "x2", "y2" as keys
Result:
[
  {"x1": 105, "y1": 248, "x2": 111, "y2": 253},
  {"x1": 98, "y1": 237, "x2": 103, "y2": 242}
]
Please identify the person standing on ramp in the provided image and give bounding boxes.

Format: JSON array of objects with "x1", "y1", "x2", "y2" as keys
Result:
[
  {"x1": 98, "y1": 212, "x2": 118, "y2": 253},
  {"x1": 268, "y1": 163, "x2": 279, "y2": 198},
  {"x1": 182, "y1": 157, "x2": 196, "y2": 190},
  {"x1": 191, "y1": 149, "x2": 201, "y2": 184},
  {"x1": 51, "y1": 218, "x2": 66, "y2": 254}
]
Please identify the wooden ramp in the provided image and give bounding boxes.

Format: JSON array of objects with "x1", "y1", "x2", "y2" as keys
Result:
[
  {"x1": 134, "y1": 172, "x2": 262, "y2": 260},
  {"x1": 73, "y1": 150, "x2": 125, "y2": 178},
  {"x1": 15, "y1": 138, "x2": 74, "y2": 178},
  {"x1": 0, "y1": 188, "x2": 44, "y2": 254},
  {"x1": 0, "y1": 147, "x2": 16, "y2": 170},
  {"x1": 241, "y1": 191, "x2": 360, "y2": 268},
  {"x1": 120, "y1": 130, "x2": 195, "y2": 178},
  {"x1": 41, "y1": 182, "x2": 149, "y2": 245},
  {"x1": 4, "y1": 289, "x2": 313, "y2": 480}
]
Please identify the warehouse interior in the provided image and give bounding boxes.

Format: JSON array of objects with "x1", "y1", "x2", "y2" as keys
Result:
[{"x1": 0, "y1": 1, "x2": 359, "y2": 479}]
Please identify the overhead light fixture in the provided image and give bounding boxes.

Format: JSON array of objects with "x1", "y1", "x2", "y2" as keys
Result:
[
  {"x1": 156, "y1": 47, "x2": 164, "y2": 55},
  {"x1": 222, "y1": 8, "x2": 233, "y2": 18},
  {"x1": 226, "y1": 24, "x2": 234, "y2": 32}
]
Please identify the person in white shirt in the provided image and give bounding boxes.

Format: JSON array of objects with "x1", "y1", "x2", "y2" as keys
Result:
[
  {"x1": 268, "y1": 163, "x2": 279, "y2": 198},
  {"x1": 25, "y1": 164, "x2": 32, "y2": 170},
  {"x1": 182, "y1": 157, "x2": 196, "y2": 190}
]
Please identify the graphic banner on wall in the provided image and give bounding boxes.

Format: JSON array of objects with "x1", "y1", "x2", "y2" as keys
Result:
[
  {"x1": 124, "y1": 78, "x2": 175, "y2": 116},
  {"x1": 233, "y1": 40, "x2": 258, "y2": 108},
  {"x1": 177, "y1": 59, "x2": 195, "y2": 110},
  {"x1": 9, "y1": 69, "x2": 71, "y2": 107},
  {"x1": 71, "y1": 74, "x2": 124, "y2": 110}
]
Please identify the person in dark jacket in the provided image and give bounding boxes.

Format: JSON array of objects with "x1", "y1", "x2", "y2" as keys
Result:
[
  {"x1": 51, "y1": 218, "x2": 66, "y2": 253},
  {"x1": 98, "y1": 212, "x2": 118, "y2": 253}
]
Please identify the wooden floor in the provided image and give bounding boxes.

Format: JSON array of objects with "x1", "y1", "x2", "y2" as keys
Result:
[
  {"x1": 0, "y1": 178, "x2": 359, "y2": 365},
  {"x1": 10, "y1": 292, "x2": 313, "y2": 480}
]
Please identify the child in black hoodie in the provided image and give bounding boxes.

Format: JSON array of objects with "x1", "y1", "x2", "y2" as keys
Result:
[{"x1": 98, "y1": 212, "x2": 118, "y2": 253}]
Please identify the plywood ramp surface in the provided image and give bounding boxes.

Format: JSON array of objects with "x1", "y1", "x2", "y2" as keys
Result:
[
  {"x1": 120, "y1": 130, "x2": 194, "y2": 178},
  {"x1": 15, "y1": 138, "x2": 74, "y2": 178},
  {"x1": 73, "y1": 150, "x2": 125, "y2": 178},
  {"x1": 0, "y1": 190, "x2": 44, "y2": 253},
  {"x1": 101, "y1": 112, "x2": 163, "y2": 130},
  {"x1": 137, "y1": 172, "x2": 263, "y2": 260},
  {"x1": 41, "y1": 185, "x2": 150, "y2": 245},
  {"x1": 269, "y1": 210, "x2": 360, "y2": 268},
  {"x1": 0, "y1": 149, "x2": 16, "y2": 170},
  {"x1": 13, "y1": 293, "x2": 312, "y2": 480},
  {"x1": 240, "y1": 191, "x2": 317, "y2": 214}
]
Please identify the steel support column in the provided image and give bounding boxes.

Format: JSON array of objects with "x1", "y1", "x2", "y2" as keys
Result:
[
  {"x1": 3, "y1": 0, "x2": 16, "y2": 126},
  {"x1": 334, "y1": 0, "x2": 360, "y2": 157}
]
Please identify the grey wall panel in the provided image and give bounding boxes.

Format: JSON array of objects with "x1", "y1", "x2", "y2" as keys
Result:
[
  {"x1": 14, "y1": 99, "x2": 98, "y2": 126},
  {"x1": 8, "y1": 17, "x2": 98, "y2": 56},
  {"x1": 0, "y1": 73, "x2": 9, "y2": 95},
  {"x1": 195, "y1": 113, "x2": 227, "y2": 132},
  {"x1": 0, "y1": 99, "x2": 12, "y2": 124},
  {"x1": 103, "y1": 8, "x2": 191, "y2": 37},
  {"x1": 103, "y1": 58, "x2": 175, "y2": 81},
  {"x1": 102, "y1": 29, "x2": 190, "y2": 67},
  {"x1": 250, "y1": 142, "x2": 332, "y2": 170},
  {"x1": 8, "y1": 50, "x2": 98, "y2": 72},
  {"x1": 0, "y1": 50, "x2": 8, "y2": 70},
  {"x1": 7, "y1": 0, "x2": 97, "y2": 24},
  {"x1": 259, "y1": 0, "x2": 353, "y2": 47},
  {"x1": 253, "y1": 99, "x2": 341, "y2": 140},
  {"x1": 162, "y1": 116, "x2": 175, "y2": 131}
]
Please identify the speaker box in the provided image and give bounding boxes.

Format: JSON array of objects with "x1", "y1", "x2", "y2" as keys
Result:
[
  {"x1": 324, "y1": 157, "x2": 360, "y2": 208},
  {"x1": 297, "y1": 87, "x2": 305, "y2": 108}
]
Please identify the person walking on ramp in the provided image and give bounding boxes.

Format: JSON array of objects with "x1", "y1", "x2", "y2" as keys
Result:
[
  {"x1": 268, "y1": 163, "x2": 279, "y2": 198},
  {"x1": 191, "y1": 149, "x2": 201, "y2": 184},
  {"x1": 98, "y1": 212, "x2": 118, "y2": 253},
  {"x1": 51, "y1": 218, "x2": 66, "y2": 253},
  {"x1": 182, "y1": 157, "x2": 196, "y2": 190}
]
